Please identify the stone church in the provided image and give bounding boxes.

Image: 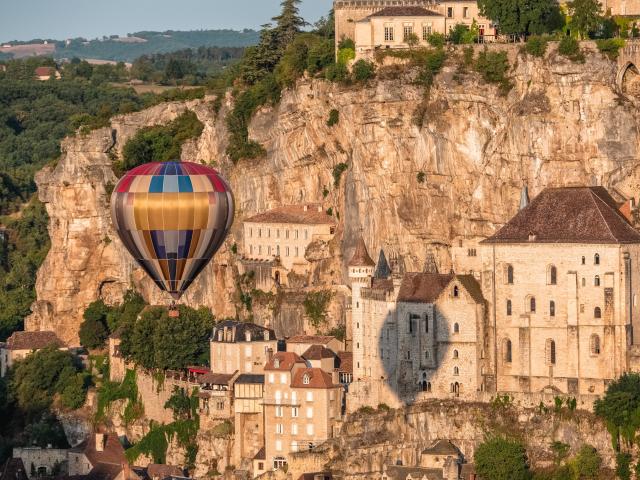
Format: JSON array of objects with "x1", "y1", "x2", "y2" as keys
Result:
[{"x1": 347, "y1": 186, "x2": 640, "y2": 411}]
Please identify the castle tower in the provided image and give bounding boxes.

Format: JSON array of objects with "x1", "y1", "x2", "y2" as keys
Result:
[{"x1": 348, "y1": 235, "x2": 375, "y2": 380}]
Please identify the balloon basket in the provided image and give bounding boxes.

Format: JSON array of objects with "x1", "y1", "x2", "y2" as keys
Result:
[{"x1": 168, "y1": 308, "x2": 180, "y2": 318}]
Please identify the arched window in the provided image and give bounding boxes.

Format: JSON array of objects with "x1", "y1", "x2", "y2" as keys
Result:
[
  {"x1": 594, "y1": 253, "x2": 600, "y2": 265},
  {"x1": 507, "y1": 299, "x2": 512, "y2": 316},
  {"x1": 590, "y1": 334, "x2": 601, "y2": 354},
  {"x1": 503, "y1": 338, "x2": 512, "y2": 363},
  {"x1": 549, "y1": 265, "x2": 557, "y2": 285},
  {"x1": 453, "y1": 349, "x2": 459, "y2": 359},
  {"x1": 594, "y1": 275, "x2": 600, "y2": 287},
  {"x1": 582, "y1": 277, "x2": 586, "y2": 287},
  {"x1": 506, "y1": 264, "x2": 514, "y2": 284},
  {"x1": 453, "y1": 323, "x2": 460, "y2": 334},
  {"x1": 594, "y1": 307, "x2": 602, "y2": 318},
  {"x1": 427, "y1": 382, "x2": 432, "y2": 392},
  {"x1": 425, "y1": 350, "x2": 430, "y2": 359},
  {"x1": 545, "y1": 339, "x2": 556, "y2": 365},
  {"x1": 582, "y1": 256, "x2": 586, "y2": 265},
  {"x1": 527, "y1": 296, "x2": 536, "y2": 313},
  {"x1": 425, "y1": 313, "x2": 429, "y2": 333},
  {"x1": 453, "y1": 285, "x2": 459, "y2": 297},
  {"x1": 453, "y1": 366, "x2": 459, "y2": 376},
  {"x1": 550, "y1": 300, "x2": 555, "y2": 317}
]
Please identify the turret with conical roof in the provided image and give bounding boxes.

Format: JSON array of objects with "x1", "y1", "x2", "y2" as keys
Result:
[{"x1": 348, "y1": 235, "x2": 375, "y2": 286}]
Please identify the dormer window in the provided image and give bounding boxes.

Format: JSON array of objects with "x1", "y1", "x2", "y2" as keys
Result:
[
  {"x1": 274, "y1": 358, "x2": 280, "y2": 368},
  {"x1": 453, "y1": 285, "x2": 459, "y2": 297},
  {"x1": 245, "y1": 331, "x2": 251, "y2": 342},
  {"x1": 303, "y1": 374, "x2": 310, "y2": 385},
  {"x1": 217, "y1": 331, "x2": 223, "y2": 342},
  {"x1": 264, "y1": 331, "x2": 270, "y2": 341}
]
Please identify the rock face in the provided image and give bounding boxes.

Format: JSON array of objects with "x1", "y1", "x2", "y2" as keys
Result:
[{"x1": 28, "y1": 43, "x2": 640, "y2": 344}]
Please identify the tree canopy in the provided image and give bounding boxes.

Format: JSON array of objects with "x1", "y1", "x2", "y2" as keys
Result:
[
  {"x1": 477, "y1": 0, "x2": 564, "y2": 36},
  {"x1": 474, "y1": 436, "x2": 530, "y2": 480}
]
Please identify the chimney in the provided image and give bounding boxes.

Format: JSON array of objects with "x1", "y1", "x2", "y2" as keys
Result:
[
  {"x1": 619, "y1": 199, "x2": 634, "y2": 223},
  {"x1": 95, "y1": 433, "x2": 105, "y2": 452}
]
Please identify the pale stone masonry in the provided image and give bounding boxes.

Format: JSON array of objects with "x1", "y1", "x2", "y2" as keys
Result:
[
  {"x1": 348, "y1": 186, "x2": 640, "y2": 411},
  {"x1": 210, "y1": 320, "x2": 277, "y2": 375},
  {"x1": 0, "y1": 331, "x2": 66, "y2": 377},
  {"x1": 242, "y1": 204, "x2": 336, "y2": 287},
  {"x1": 482, "y1": 186, "x2": 640, "y2": 397},
  {"x1": 263, "y1": 352, "x2": 343, "y2": 472}
]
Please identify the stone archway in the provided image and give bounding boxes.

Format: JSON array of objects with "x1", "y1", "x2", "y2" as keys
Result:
[{"x1": 620, "y1": 62, "x2": 640, "y2": 97}]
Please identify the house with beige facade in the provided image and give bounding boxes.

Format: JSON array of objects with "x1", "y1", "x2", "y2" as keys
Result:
[
  {"x1": 263, "y1": 352, "x2": 343, "y2": 472},
  {"x1": 1, "y1": 331, "x2": 67, "y2": 377},
  {"x1": 286, "y1": 335, "x2": 344, "y2": 357},
  {"x1": 210, "y1": 321, "x2": 277, "y2": 375},
  {"x1": 337, "y1": 2, "x2": 496, "y2": 60},
  {"x1": 241, "y1": 204, "x2": 336, "y2": 288}
]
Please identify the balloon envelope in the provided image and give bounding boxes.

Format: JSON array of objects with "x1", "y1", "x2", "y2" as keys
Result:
[{"x1": 110, "y1": 161, "x2": 234, "y2": 300}]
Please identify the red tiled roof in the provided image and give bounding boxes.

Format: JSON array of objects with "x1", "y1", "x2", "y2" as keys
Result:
[
  {"x1": 245, "y1": 204, "x2": 335, "y2": 225},
  {"x1": 302, "y1": 344, "x2": 336, "y2": 360},
  {"x1": 72, "y1": 433, "x2": 127, "y2": 469},
  {"x1": 5, "y1": 331, "x2": 65, "y2": 350},
  {"x1": 34, "y1": 66, "x2": 54, "y2": 76},
  {"x1": 483, "y1": 187, "x2": 640, "y2": 244},
  {"x1": 348, "y1": 236, "x2": 375, "y2": 267},
  {"x1": 336, "y1": 351, "x2": 353, "y2": 374},
  {"x1": 146, "y1": 464, "x2": 183, "y2": 480},
  {"x1": 264, "y1": 351, "x2": 306, "y2": 371},
  {"x1": 397, "y1": 273, "x2": 454, "y2": 303},
  {"x1": 287, "y1": 335, "x2": 337, "y2": 345},
  {"x1": 370, "y1": 6, "x2": 443, "y2": 17},
  {"x1": 291, "y1": 368, "x2": 336, "y2": 389}
]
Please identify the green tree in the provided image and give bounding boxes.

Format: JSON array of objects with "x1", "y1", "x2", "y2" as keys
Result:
[
  {"x1": 474, "y1": 436, "x2": 530, "y2": 480},
  {"x1": 616, "y1": 452, "x2": 632, "y2": 480},
  {"x1": 594, "y1": 372, "x2": 640, "y2": 450},
  {"x1": 272, "y1": 0, "x2": 308, "y2": 50},
  {"x1": 478, "y1": 0, "x2": 564, "y2": 37},
  {"x1": 9, "y1": 346, "x2": 86, "y2": 417},
  {"x1": 570, "y1": 445, "x2": 601, "y2": 479},
  {"x1": 568, "y1": 0, "x2": 602, "y2": 38},
  {"x1": 79, "y1": 299, "x2": 110, "y2": 349},
  {"x1": 352, "y1": 59, "x2": 376, "y2": 83},
  {"x1": 22, "y1": 413, "x2": 70, "y2": 448}
]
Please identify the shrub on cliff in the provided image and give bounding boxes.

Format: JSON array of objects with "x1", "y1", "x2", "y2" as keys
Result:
[
  {"x1": 594, "y1": 372, "x2": 640, "y2": 450},
  {"x1": 352, "y1": 59, "x2": 376, "y2": 83},
  {"x1": 303, "y1": 290, "x2": 333, "y2": 328},
  {"x1": 427, "y1": 33, "x2": 446, "y2": 48},
  {"x1": 569, "y1": 445, "x2": 601, "y2": 479},
  {"x1": 474, "y1": 436, "x2": 530, "y2": 480},
  {"x1": 558, "y1": 36, "x2": 585, "y2": 62},
  {"x1": 79, "y1": 300, "x2": 110, "y2": 349},
  {"x1": 475, "y1": 49, "x2": 512, "y2": 95},
  {"x1": 449, "y1": 22, "x2": 478, "y2": 44},
  {"x1": 595, "y1": 38, "x2": 625, "y2": 60},
  {"x1": 327, "y1": 109, "x2": 339, "y2": 127},
  {"x1": 524, "y1": 36, "x2": 549, "y2": 57},
  {"x1": 119, "y1": 110, "x2": 204, "y2": 172},
  {"x1": 478, "y1": 0, "x2": 564, "y2": 37}
]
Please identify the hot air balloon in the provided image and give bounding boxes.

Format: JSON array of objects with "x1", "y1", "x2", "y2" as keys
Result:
[{"x1": 110, "y1": 161, "x2": 234, "y2": 300}]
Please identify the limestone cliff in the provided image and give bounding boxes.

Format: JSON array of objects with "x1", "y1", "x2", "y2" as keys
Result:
[{"x1": 28, "y1": 42, "x2": 640, "y2": 344}]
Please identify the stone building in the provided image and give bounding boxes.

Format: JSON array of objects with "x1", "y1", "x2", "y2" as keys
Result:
[
  {"x1": 210, "y1": 321, "x2": 277, "y2": 375},
  {"x1": 481, "y1": 186, "x2": 640, "y2": 397},
  {"x1": 11, "y1": 447, "x2": 68, "y2": 479},
  {"x1": 335, "y1": 1, "x2": 496, "y2": 59},
  {"x1": 353, "y1": 5, "x2": 497, "y2": 59},
  {"x1": 263, "y1": 352, "x2": 343, "y2": 473},
  {"x1": 348, "y1": 234, "x2": 487, "y2": 409},
  {"x1": 0, "y1": 331, "x2": 66, "y2": 377},
  {"x1": 241, "y1": 204, "x2": 336, "y2": 288},
  {"x1": 233, "y1": 374, "x2": 266, "y2": 468},
  {"x1": 68, "y1": 433, "x2": 137, "y2": 480},
  {"x1": 286, "y1": 335, "x2": 344, "y2": 357}
]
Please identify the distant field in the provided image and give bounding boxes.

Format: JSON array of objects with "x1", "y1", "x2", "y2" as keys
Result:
[
  {"x1": 0, "y1": 43, "x2": 55, "y2": 58},
  {"x1": 109, "y1": 82, "x2": 202, "y2": 94}
]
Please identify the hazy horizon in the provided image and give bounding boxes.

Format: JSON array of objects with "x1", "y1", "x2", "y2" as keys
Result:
[{"x1": 1, "y1": 0, "x2": 333, "y2": 43}]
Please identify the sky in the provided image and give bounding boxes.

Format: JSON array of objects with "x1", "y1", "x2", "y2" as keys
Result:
[{"x1": 0, "y1": 0, "x2": 334, "y2": 42}]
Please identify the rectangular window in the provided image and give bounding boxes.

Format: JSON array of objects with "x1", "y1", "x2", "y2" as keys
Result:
[
  {"x1": 291, "y1": 423, "x2": 298, "y2": 435},
  {"x1": 306, "y1": 391, "x2": 313, "y2": 401},
  {"x1": 304, "y1": 230, "x2": 308, "y2": 239},
  {"x1": 447, "y1": 7, "x2": 453, "y2": 17},
  {"x1": 250, "y1": 245, "x2": 253, "y2": 255},
  {"x1": 258, "y1": 228, "x2": 262, "y2": 238},
  {"x1": 275, "y1": 406, "x2": 283, "y2": 417},
  {"x1": 280, "y1": 373, "x2": 287, "y2": 384},
  {"x1": 384, "y1": 26, "x2": 394, "y2": 41},
  {"x1": 292, "y1": 407, "x2": 299, "y2": 417},
  {"x1": 295, "y1": 247, "x2": 299, "y2": 257},
  {"x1": 276, "y1": 229, "x2": 280, "y2": 238},
  {"x1": 403, "y1": 25, "x2": 414, "y2": 41},
  {"x1": 275, "y1": 440, "x2": 282, "y2": 451},
  {"x1": 463, "y1": 6, "x2": 469, "y2": 17},
  {"x1": 422, "y1": 24, "x2": 432, "y2": 40},
  {"x1": 249, "y1": 228, "x2": 252, "y2": 237},
  {"x1": 306, "y1": 407, "x2": 313, "y2": 418},
  {"x1": 306, "y1": 424, "x2": 314, "y2": 435},
  {"x1": 269, "y1": 373, "x2": 275, "y2": 383},
  {"x1": 286, "y1": 247, "x2": 290, "y2": 257},
  {"x1": 276, "y1": 423, "x2": 284, "y2": 434}
]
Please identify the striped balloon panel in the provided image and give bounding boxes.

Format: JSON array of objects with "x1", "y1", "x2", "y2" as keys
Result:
[{"x1": 110, "y1": 161, "x2": 234, "y2": 299}]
